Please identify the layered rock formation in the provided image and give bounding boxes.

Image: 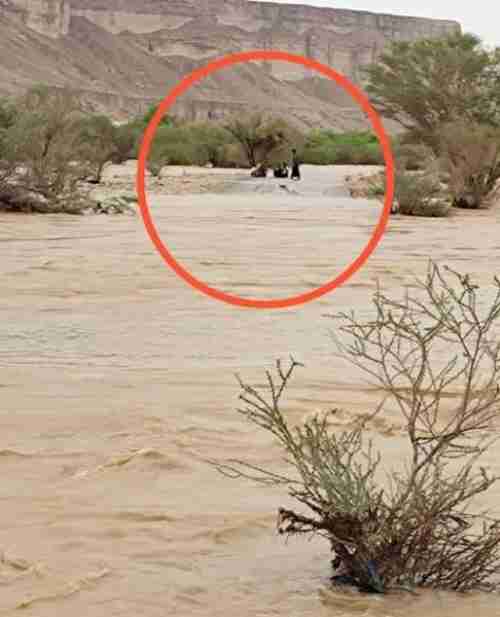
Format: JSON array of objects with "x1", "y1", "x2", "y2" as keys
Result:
[
  {"x1": 0, "y1": 0, "x2": 461, "y2": 128},
  {"x1": 3, "y1": 0, "x2": 69, "y2": 37}
]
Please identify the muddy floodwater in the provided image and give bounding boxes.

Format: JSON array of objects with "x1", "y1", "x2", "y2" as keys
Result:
[{"x1": 1, "y1": 165, "x2": 500, "y2": 616}]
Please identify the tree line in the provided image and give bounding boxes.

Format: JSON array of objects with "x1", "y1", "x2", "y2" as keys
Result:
[
  {"x1": 1, "y1": 31, "x2": 500, "y2": 215},
  {"x1": 0, "y1": 84, "x2": 385, "y2": 212},
  {"x1": 366, "y1": 32, "x2": 500, "y2": 212}
]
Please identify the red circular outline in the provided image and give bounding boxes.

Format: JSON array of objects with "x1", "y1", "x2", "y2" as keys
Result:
[{"x1": 136, "y1": 50, "x2": 394, "y2": 309}]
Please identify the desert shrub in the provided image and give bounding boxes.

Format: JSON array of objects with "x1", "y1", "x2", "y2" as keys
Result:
[
  {"x1": 395, "y1": 168, "x2": 450, "y2": 217},
  {"x1": 335, "y1": 142, "x2": 383, "y2": 165},
  {"x1": 0, "y1": 98, "x2": 17, "y2": 183},
  {"x1": 0, "y1": 97, "x2": 17, "y2": 133},
  {"x1": 77, "y1": 115, "x2": 142, "y2": 181},
  {"x1": 213, "y1": 263, "x2": 500, "y2": 594},
  {"x1": 392, "y1": 141, "x2": 432, "y2": 171},
  {"x1": 346, "y1": 168, "x2": 449, "y2": 217},
  {"x1": 302, "y1": 130, "x2": 383, "y2": 165},
  {"x1": 120, "y1": 104, "x2": 176, "y2": 166},
  {"x1": 186, "y1": 123, "x2": 234, "y2": 167},
  {"x1": 365, "y1": 173, "x2": 386, "y2": 198},
  {"x1": 76, "y1": 114, "x2": 118, "y2": 183},
  {"x1": 147, "y1": 126, "x2": 204, "y2": 175},
  {"x1": 140, "y1": 103, "x2": 175, "y2": 128},
  {"x1": 146, "y1": 123, "x2": 245, "y2": 173},
  {"x1": 224, "y1": 113, "x2": 295, "y2": 167},
  {"x1": 301, "y1": 142, "x2": 337, "y2": 165},
  {"x1": 332, "y1": 131, "x2": 383, "y2": 165},
  {"x1": 439, "y1": 121, "x2": 500, "y2": 209},
  {"x1": 0, "y1": 86, "x2": 136, "y2": 214},
  {"x1": 366, "y1": 33, "x2": 500, "y2": 208},
  {"x1": 217, "y1": 142, "x2": 250, "y2": 168},
  {"x1": 111, "y1": 123, "x2": 141, "y2": 164},
  {"x1": 3, "y1": 85, "x2": 90, "y2": 199}
]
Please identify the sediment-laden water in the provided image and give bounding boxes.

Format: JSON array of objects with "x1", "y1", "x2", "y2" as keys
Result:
[{"x1": 1, "y1": 166, "x2": 499, "y2": 615}]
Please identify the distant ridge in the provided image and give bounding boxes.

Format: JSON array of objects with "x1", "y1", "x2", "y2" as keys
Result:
[{"x1": 0, "y1": 0, "x2": 460, "y2": 128}]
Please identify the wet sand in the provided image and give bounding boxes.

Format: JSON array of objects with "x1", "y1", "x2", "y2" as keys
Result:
[{"x1": 1, "y1": 165, "x2": 500, "y2": 615}]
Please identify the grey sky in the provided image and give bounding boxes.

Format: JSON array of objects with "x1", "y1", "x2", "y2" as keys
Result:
[{"x1": 254, "y1": 1, "x2": 499, "y2": 46}]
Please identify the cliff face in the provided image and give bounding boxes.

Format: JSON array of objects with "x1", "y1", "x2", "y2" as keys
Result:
[
  {"x1": 6, "y1": 0, "x2": 460, "y2": 79},
  {"x1": 0, "y1": 0, "x2": 460, "y2": 127},
  {"x1": 3, "y1": 0, "x2": 69, "y2": 37}
]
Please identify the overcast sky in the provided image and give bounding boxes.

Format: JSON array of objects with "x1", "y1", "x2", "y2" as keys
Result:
[{"x1": 254, "y1": 1, "x2": 499, "y2": 46}]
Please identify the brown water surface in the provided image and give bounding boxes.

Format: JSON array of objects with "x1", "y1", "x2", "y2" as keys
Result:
[{"x1": 1, "y1": 166, "x2": 500, "y2": 616}]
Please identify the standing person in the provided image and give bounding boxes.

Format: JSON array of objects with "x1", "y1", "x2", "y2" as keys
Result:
[{"x1": 290, "y1": 148, "x2": 301, "y2": 181}]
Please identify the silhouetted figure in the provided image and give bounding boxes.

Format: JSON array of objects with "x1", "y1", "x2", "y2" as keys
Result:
[
  {"x1": 273, "y1": 162, "x2": 289, "y2": 178},
  {"x1": 251, "y1": 163, "x2": 268, "y2": 178},
  {"x1": 290, "y1": 149, "x2": 301, "y2": 181}
]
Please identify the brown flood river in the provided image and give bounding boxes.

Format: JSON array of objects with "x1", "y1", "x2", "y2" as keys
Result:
[{"x1": 1, "y1": 165, "x2": 500, "y2": 615}]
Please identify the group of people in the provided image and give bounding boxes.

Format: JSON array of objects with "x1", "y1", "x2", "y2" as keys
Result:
[
  {"x1": 273, "y1": 162, "x2": 289, "y2": 178},
  {"x1": 250, "y1": 148, "x2": 301, "y2": 181}
]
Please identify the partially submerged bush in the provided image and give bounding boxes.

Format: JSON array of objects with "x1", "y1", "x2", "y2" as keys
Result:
[
  {"x1": 345, "y1": 171, "x2": 386, "y2": 200},
  {"x1": 0, "y1": 185, "x2": 90, "y2": 214},
  {"x1": 395, "y1": 169, "x2": 451, "y2": 217},
  {"x1": 212, "y1": 263, "x2": 500, "y2": 594},
  {"x1": 345, "y1": 168, "x2": 451, "y2": 217}
]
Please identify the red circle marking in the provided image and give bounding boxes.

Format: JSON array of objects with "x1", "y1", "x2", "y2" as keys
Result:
[{"x1": 136, "y1": 50, "x2": 394, "y2": 309}]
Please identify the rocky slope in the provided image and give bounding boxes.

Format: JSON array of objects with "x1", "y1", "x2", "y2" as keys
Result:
[{"x1": 0, "y1": 0, "x2": 460, "y2": 128}]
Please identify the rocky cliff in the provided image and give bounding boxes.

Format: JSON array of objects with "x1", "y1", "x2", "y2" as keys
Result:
[{"x1": 0, "y1": 0, "x2": 460, "y2": 128}]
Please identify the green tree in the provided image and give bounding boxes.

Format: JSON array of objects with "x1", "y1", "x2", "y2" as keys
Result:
[
  {"x1": 224, "y1": 113, "x2": 293, "y2": 167},
  {"x1": 6, "y1": 85, "x2": 87, "y2": 199},
  {"x1": 0, "y1": 97, "x2": 17, "y2": 182},
  {"x1": 366, "y1": 32, "x2": 500, "y2": 208},
  {"x1": 301, "y1": 130, "x2": 383, "y2": 166},
  {"x1": 187, "y1": 123, "x2": 232, "y2": 167},
  {"x1": 141, "y1": 103, "x2": 175, "y2": 128},
  {"x1": 0, "y1": 97, "x2": 16, "y2": 132},
  {"x1": 365, "y1": 33, "x2": 500, "y2": 151},
  {"x1": 75, "y1": 116, "x2": 139, "y2": 183},
  {"x1": 147, "y1": 125, "x2": 200, "y2": 175},
  {"x1": 76, "y1": 114, "x2": 117, "y2": 183},
  {"x1": 112, "y1": 123, "x2": 140, "y2": 163}
]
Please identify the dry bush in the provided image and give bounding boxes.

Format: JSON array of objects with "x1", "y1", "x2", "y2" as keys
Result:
[
  {"x1": 439, "y1": 122, "x2": 500, "y2": 209},
  {"x1": 395, "y1": 168, "x2": 451, "y2": 217},
  {"x1": 393, "y1": 142, "x2": 433, "y2": 171},
  {"x1": 212, "y1": 263, "x2": 500, "y2": 594}
]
